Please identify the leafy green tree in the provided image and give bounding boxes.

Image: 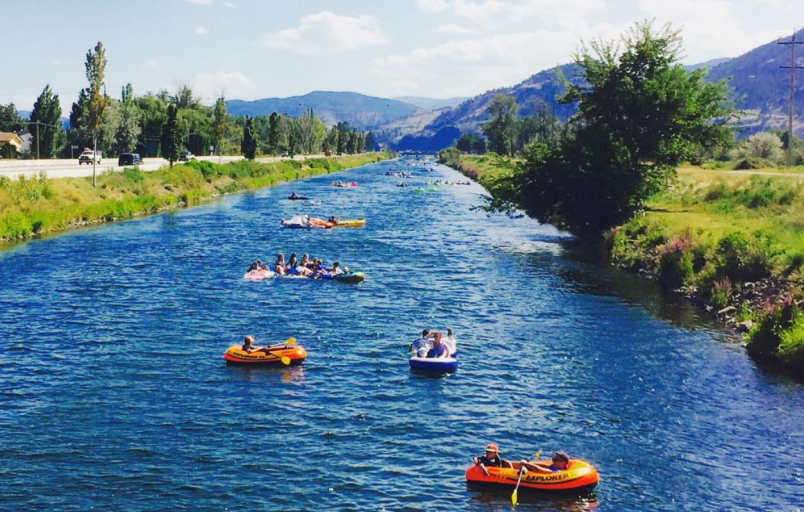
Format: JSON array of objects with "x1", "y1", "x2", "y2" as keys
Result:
[
  {"x1": 29, "y1": 85, "x2": 65, "y2": 159},
  {"x1": 85, "y1": 41, "x2": 110, "y2": 186},
  {"x1": 346, "y1": 129, "x2": 358, "y2": 154},
  {"x1": 482, "y1": 94, "x2": 518, "y2": 156},
  {"x1": 0, "y1": 103, "x2": 24, "y2": 132},
  {"x1": 171, "y1": 85, "x2": 201, "y2": 110},
  {"x1": 66, "y1": 89, "x2": 92, "y2": 154},
  {"x1": 97, "y1": 99, "x2": 121, "y2": 155},
  {"x1": 268, "y1": 112, "x2": 281, "y2": 155},
  {"x1": 730, "y1": 132, "x2": 784, "y2": 163},
  {"x1": 241, "y1": 116, "x2": 257, "y2": 160},
  {"x1": 115, "y1": 83, "x2": 141, "y2": 154},
  {"x1": 161, "y1": 103, "x2": 181, "y2": 167},
  {"x1": 336, "y1": 122, "x2": 350, "y2": 154},
  {"x1": 473, "y1": 136, "x2": 487, "y2": 155},
  {"x1": 509, "y1": 21, "x2": 733, "y2": 238},
  {"x1": 287, "y1": 128, "x2": 297, "y2": 158},
  {"x1": 136, "y1": 94, "x2": 168, "y2": 157},
  {"x1": 213, "y1": 96, "x2": 227, "y2": 159},
  {"x1": 365, "y1": 131, "x2": 376, "y2": 152}
]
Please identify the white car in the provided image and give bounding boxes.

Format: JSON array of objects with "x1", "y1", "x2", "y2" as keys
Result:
[{"x1": 78, "y1": 150, "x2": 102, "y2": 164}]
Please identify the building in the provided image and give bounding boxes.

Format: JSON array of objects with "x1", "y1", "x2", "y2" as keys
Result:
[{"x1": 0, "y1": 132, "x2": 23, "y2": 158}]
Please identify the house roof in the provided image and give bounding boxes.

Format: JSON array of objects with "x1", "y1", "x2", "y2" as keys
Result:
[{"x1": 0, "y1": 132, "x2": 23, "y2": 144}]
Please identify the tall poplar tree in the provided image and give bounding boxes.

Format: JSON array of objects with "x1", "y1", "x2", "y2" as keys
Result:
[
  {"x1": 268, "y1": 112, "x2": 280, "y2": 156},
  {"x1": 85, "y1": 42, "x2": 109, "y2": 186},
  {"x1": 115, "y1": 83, "x2": 141, "y2": 154},
  {"x1": 29, "y1": 85, "x2": 65, "y2": 159},
  {"x1": 161, "y1": 103, "x2": 181, "y2": 167},
  {"x1": 241, "y1": 116, "x2": 257, "y2": 160},
  {"x1": 213, "y1": 96, "x2": 227, "y2": 162}
]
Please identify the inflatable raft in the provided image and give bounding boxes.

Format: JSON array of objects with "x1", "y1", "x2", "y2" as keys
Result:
[
  {"x1": 288, "y1": 195, "x2": 309, "y2": 201},
  {"x1": 334, "y1": 219, "x2": 366, "y2": 228},
  {"x1": 224, "y1": 344, "x2": 306, "y2": 366},
  {"x1": 243, "y1": 269, "x2": 275, "y2": 281},
  {"x1": 465, "y1": 459, "x2": 599, "y2": 494},
  {"x1": 333, "y1": 272, "x2": 365, "y2": 284},
  {"x1": 409, "y1": 356, "x2": 458, "y2": 373},
  {"x1": 281, "y1": 216, "x2": 334, "y2": 229}
]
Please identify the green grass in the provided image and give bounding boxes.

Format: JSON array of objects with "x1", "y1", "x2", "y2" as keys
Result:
[{"x1": 0, "y1": 153, "x2": 390, "y2": 244}]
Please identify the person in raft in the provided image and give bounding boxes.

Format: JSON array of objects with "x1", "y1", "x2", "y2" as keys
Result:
[
  {"x1": 473, "y1": 443, "x2": 513, "y2": 477},
  {"x1": 410, "y1": 329, "x2": 432, "y2": 357},
  {"x1": 427, "y1": 331, "x2": 450, "y2": 359},
  {"x1": 274, "y1": 254, "x2": 286, "y2": 275},
  {"x1": 242, "y1": 335, "x2": 257, "y2": 352},
  {"x1": 519, "y1": 452, "x2": 571, "y2": 474},
  {"x1": 289, "y1": 192, "x2": 299, "y2": 199}
]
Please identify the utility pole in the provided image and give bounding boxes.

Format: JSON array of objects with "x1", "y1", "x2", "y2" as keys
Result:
[{"x1": 778, "y1": 28, "x2": 804, "y2": 167}]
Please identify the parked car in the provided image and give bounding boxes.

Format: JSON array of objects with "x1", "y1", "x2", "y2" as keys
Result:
[
  {"x1": 178, "y1": 151, "x2": 195, "y2": 161},
  {"x1": 118, "y1": 153, "x2": 143, "y2": 166},
  {"x1": 78, "y1": 150, "x2": 102, "y2": 164}
]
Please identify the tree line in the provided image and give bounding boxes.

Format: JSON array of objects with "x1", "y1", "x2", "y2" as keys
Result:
[{"x1": 0, "y1": 42, "x2": 377, "y2": 166}]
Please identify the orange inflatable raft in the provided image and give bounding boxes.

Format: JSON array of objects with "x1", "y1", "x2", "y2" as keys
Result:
[
  {"x1": 224, "y1": 344, "x2": 307, "y2": 366},
  {"x1": 466, "y1": 459, "x2": 599, "y2": 494}
]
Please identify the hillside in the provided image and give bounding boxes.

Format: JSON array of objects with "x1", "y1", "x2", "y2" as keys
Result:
[
  {"x1": 707, "y1": 27, "x2": 804, "y2": 136},
  {"x1": 226, "y1": 91, "x2": 422, "y2": 129},
  {"x1": 393, "y1": 96, "x2": 468, "y2": 110}
]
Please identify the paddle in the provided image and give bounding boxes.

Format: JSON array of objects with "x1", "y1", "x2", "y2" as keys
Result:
[
  {"x1": 512, "y1": 451, "x2": 539, "y2": 507},
  {"x1": 257, "y1": 337, "x2": 297, "y2": 365}
]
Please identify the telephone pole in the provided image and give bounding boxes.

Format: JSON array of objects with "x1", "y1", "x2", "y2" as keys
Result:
[{"x1": 779, "y1": 29, "x2": 804, "y2": 167}]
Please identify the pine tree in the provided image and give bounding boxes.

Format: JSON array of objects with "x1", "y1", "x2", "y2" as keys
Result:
[
  {"x1": 364, "y1": 131, "x2": 376, "y2": 152},
  {"x1": 161, "y1": 103, "x2": 181, "y2": 167},
  {"x1": 29, "y1": 85, "x2": 65, "y2": 159}
]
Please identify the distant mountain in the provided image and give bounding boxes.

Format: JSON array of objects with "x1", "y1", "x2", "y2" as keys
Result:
[
  {"x1": 394, "y1": 96, "x2": 468, "y2": 110},
  {"x1": 225, "y1": 91, "x2": 422, "y2": 129},
  {"x1": 684, "y1": 58, "x2": 731, "y2": 72},
  {"x1": 424, "y1": 63, "x2": 581, "y2": 136},
  {"x1": 707, "y1": 28, "x2": 804, "y2": 136}
]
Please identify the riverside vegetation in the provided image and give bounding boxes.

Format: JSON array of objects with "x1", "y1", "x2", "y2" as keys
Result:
[
  {"x1": 0, "y1": 153, "x2": 389, "y2": 244},
  {"x1": 439, "y1": 150, "x2": 804, "y2": 373}
]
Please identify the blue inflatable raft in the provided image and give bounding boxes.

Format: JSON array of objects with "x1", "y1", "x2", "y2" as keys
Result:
[{"x1": 409, "y1": 356, "x2": 458, "y2": 374}]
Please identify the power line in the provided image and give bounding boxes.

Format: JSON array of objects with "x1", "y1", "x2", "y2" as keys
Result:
[{"x1": 778, "y1": 28, "x2": 804, "y2": 167}]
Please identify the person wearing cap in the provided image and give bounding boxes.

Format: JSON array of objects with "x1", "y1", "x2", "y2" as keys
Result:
[
  {"x1": 409, "y1": 329, "x2": 432, "y2": 358},
  {"x1": 519, "y1": 451, "x2": 571, "y2": 474},
  {"x1": 473, "y1": 444, "x2": 512, "y2": 477},
  {"x1": 242, "y1": 336, "x2": 257, "y2": 352}
]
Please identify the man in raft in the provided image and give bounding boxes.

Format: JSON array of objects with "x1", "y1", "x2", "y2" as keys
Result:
[
  {"x1": 242, "y1": 336, "x2": 257, "y2": 352},
  {"x1": 426, "y1": 331, "x2": 451, "y2": 359},
  {"x1": 472, "y1": 443, "x2": 513, "y2": 476},
  {"x1": 519, "y1": 452, "x2": 571, "y2": 473}
]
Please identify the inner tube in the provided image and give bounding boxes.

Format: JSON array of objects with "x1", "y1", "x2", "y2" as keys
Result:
[
  {"x1": 243, "y1": 269, "x2": 275, "y2": 281},
  {"x1": 409, "y1": 356, "x2": 458, "y2": 374},
  {"x1": 465, "y1": 459, "x2": 599, "y2": 494},
  {"x1": 333, "y1": 272, "x2": 365, "y2": 284},
  {"x1": 224, "y1": 344, "x2": 307, "y2": 366}
]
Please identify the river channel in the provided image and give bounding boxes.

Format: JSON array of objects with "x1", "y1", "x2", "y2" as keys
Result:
[{"x1": 1, "y1": 159, "x2": 803, "y2": 511}]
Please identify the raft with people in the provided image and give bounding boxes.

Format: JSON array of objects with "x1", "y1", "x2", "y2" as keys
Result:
[
  {"x1": 281, "y1": 216, "x2": 335, "y2": 229},
  {"x1": 287, "y1": 192, "x2": 309, "y2": 201},
  {"x1": 465, "y1": 458, "x2": 599, "y2": 494},
  {"x1": 332, "y1": 181, "x2": 358, "y2": 188},
  {"x1": 408, "y1": 329, "x2": 458, "y2": 373},
  {"x1": 246, "y1": 255, "x2": 365, "y2": 284},
  {"x1": 224, "y1": 336, "x2": 307, "y2": 366}
]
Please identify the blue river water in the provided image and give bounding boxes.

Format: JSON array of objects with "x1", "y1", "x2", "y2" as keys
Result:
[{"x1": 1, "y1": 159, "x2": 803, "y2": 512}]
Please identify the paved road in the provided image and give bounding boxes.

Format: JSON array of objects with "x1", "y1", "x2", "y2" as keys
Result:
[{"x1": 0, "y1": 154, "x2": 329, "y2": 180}]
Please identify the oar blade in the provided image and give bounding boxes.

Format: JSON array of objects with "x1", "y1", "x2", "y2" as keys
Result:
[
  {"x1": 285, "y1": 337, "x2": 297, "y2": 345},
  {"x1": 281, "y1": 356, "x2": 291, "y2": 365},
  {"x1": 511, "y1": 488, "x2": 518, "y2": 506}
]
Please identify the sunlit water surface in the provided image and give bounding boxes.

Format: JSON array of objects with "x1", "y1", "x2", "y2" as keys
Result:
[{"x1": 1, "y1": 160, "x2": 803, "y2": 512}]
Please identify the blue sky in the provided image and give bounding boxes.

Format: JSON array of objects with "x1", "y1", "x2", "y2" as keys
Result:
[{"x1": 1, "y1": 0, "x2": 802, "y2": 115}]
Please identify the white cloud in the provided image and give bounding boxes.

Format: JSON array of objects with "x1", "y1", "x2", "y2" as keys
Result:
[
  {"x1": 435, "y1": 23, "x2": 479, "y2": 35},
  {"x1": 195, "y1": 26, "x2": 209, "y2": 35},
  {"x1": 146, "y1": 59, "x2": 159, "y2": 68},
  {"x1": 450, "y1": 0, "x2": 604, "y2": 27},
  {"x1": 638, "y1": 0, "x2": 783, "y2": 62},
  {"x1": 223, "y1": 1, "x2": 237, "y2": 7},
  {"x1": 416, "y1": 0, "x2": 450, "y2": 12},
  {"x1": 261, "y1": 11, "x2": 388, "y2": 55},
  {"x1": 193, "y1": 71, "x2": 258, "y2": 102},
  {"x1": 186, "y1": 0, "x2": 214, "y2": 4}
]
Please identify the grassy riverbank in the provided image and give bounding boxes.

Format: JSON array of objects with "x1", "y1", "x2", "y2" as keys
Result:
[
  {"x1": 0, "y1": 152, "x2": 390, "y2": 244},
  {"x1": 440, "y1": 151, "x2": 804, "y2": 372}
]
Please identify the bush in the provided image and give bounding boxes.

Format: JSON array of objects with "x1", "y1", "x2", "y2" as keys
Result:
[
  {"x1": 122, "y1": 167, "x2": 144, "y2": 184},
  {"x1": 657, "y1": 231, "x2": 695, "y2": 288},
  {"x1": 778, "y1": 315, "x2": 804, "y2": 366},
  {"x1": 710, "y1": 278, "x2": 732, "y2": 310},
  {"x1": 714, "y1": 231, "x2": 778, "y2": 282},
  {"x1": 746, "y1": 297, "x2": 799, "y2": 361},
  {"x1": 730, "y1": 132, "x2": 785, "y2": 163}
]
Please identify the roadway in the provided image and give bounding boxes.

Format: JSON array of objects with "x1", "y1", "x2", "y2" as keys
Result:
[{"x1": 0, "y1": 154, "x2": 329, "y2": 180}]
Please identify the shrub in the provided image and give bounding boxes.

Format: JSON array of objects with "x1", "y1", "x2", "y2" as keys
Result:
[
  {"x1": 730, "y1": 132, "x2": 784, "y2": 163},
  {"x1": 778, "y1": 315, "x2": 804, "y2": 366},
  {"x1": 733, "y1": 157, "x2": 774, "y2": 170},
  {"x1": 710, "y1": 278, "x2": 732, "y2": 310},
  {"x1": 746, "y1": 297, "x2": 799, "y2": 361},
  {"x1": 714, "y1": 231, "x2": 778, "y2": 282},
  {"x1": 122, "y1": 167, "x2": 144, "y2": 184},
  {"x1": 657, "y1": 231, "x2": 695, "y2": 288}
]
